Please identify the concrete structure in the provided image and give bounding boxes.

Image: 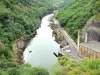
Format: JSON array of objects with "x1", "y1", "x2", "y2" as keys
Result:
[
  {"x1": 54, "y1": 19, "x2": 80, "y2": 60},
  {"x1": 79, "y1": 41, "x2": 100, "y2": 58},
  {"x1": 77, "y1": 30, "x2": 80, "y2": 51}
]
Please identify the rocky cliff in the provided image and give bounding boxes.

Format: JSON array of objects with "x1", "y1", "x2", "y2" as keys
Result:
[{"x1": 83, "y1": 20, "x2": 100, "y2": 42}]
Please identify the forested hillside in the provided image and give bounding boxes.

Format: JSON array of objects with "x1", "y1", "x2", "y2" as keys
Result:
[
  {"x1": 52, "y1": 57, "x2": 100, "y2": 75},
  {"x1": 0, "y1": 0, "x2": 54, "y2": 61},
  {"x1": 56, "y1": 0, "x2": 100, "y2": 41},
  {"x1": 1, "y1": 0, "x2": 100, "y2": 74},
  {"x1": 0, "y1": 63, "x2": 49, "y2": 75},
  {"x1": 0, "y1": 0, "x2": 54, "y2": 74},
  {"x1": 52, "y1": 0, "x2": 73, "y2": 9}
]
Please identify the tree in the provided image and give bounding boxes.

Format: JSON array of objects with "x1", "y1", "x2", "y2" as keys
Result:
[
  {"x1": 51, "y1": 56, "x2": 100, "y2": 75},
  {"x1": 56, "y1": 0, "x2": 100, "y2": 42}
]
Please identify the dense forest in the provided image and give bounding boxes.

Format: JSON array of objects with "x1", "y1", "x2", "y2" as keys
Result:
[
  {"x1": 0, "y1": 0, "x2": 100, "y2": 74},
  {"x1": 0, "y1": 0, "x2": 54, "y2": 59},
  {"x1": 51, "y1": 56, "x2": 100, "y2": 75},
  {"x1": 52, "y1": 0, "x2": 73, "y2": 9},
  {"x1": 0, "y1": 0, "x2": 71, "y2": 74},
  {"x1": 0, "y1": 63, "x2": 49, "y2": 75},
  {"x1": 56, "y1": 0, "x2": 100, "y2": 41},
  {"x1": 0, "y1": 0, "x2": 55, "y2": 74}
]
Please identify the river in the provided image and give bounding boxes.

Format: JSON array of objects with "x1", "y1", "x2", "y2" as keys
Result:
[{"x1": 24, "y1": 14, "x2": 60, "y2": 70}]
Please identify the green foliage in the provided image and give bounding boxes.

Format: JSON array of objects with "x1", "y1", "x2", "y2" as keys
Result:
[
  {"x1": 52, "y1": 57, "x2": 100, "y2": 75},
  {"x1": 0, "y1": 0, "x2": 56, "y2": 74},
  {"x1": 0, "y1": 0, "x2": 55, "y2": 61},
  {"x1": 0, "y1": 64, "x2": 49, "y2": 75},
  {"x1": 94, "y1": 13, "x2": 100, "y2": 21},
  {"x1": 19, "y1": 64, "x2": 49, "y2": 75},
  {"x1": 50, "y1": 63, "x2": 62, "y2": 75},
  {"x1": 51, "y1": 0, "x2": 73, "y2": 9},
  {"x1": 56, "y1": 0, "x2": 100, "y2": 41}
]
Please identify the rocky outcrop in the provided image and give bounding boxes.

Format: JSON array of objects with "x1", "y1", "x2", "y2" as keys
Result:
[
  {"x1": 51, "y1": 19, "x2": 68, "y2": 48},
  {"x1": 13, "y1": 32, "x2": 37, "y2": 64},
  {"x1": 13, "y1": 39, "x2": 27, "y2": 64},
  {"x1": 83, "y1": 20, "x2": 100, "y2": 42},
  {"x1": 17, "y1": 40, "x2": 26, "y2": 49}
]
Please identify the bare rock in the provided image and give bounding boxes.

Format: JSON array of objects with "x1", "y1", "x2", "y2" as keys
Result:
[
  {"x1": 82, "y1": 20, "x2": 100, "y2": 42},
  {"x1": 60, "y1": 40, "x2": 68, "y2": 48},
  {"x1": 17, "y1": 40, "x2": 25, "y2": 49}
]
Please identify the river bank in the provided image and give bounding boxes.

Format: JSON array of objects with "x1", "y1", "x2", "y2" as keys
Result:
[
  {"x1": 12, "y1": 13, "x2": 55, "y2": 64},
  {"x1": 12, "y1": 31, "x2": 37, "y2": 64},
  {"x1": 13, "y1": 13, "x2": 68, "y2": 64},
  {"x1": 50, "y1": 18, "x2": 68, "y2": 48}
]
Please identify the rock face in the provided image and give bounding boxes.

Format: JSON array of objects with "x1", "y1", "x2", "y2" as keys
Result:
[
  {"x1": 17, "y1": 40, "x2": 26, "y2": 49},
  {"x1": 13, "y1": 29, "x2": 37, "y2": 64},
  {"x1": 87, "y1": 30, "x2": 100, "y2": 41},
  {"x1": 14, "y1": 39, "x2": 28, "y2": 64},
  {"x1": 83, "y1": 20, "x2": 100, "y2": 42},
  {"x1": 60, "y1": 40, "x2": 68, "y2": 48}
]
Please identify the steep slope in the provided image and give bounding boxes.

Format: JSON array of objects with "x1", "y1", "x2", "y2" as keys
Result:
[
  {"x1": 52, "y1": 0, "x2": 73, "y2": 9},
  {"x1": 83, "y1": 17, "x2": 100, "y2": 42},
  {"x1": 0, "y1": 0, "x2": 56, "y2": 74},
  {"x1": 56, "y1": 0, "x2": 100, "y2": 41},
  {"x1": 0, "y1": 0, "x2": 54, "y2": 67}
]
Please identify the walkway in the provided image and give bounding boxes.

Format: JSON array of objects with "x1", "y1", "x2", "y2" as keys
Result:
[{"x1": 53, "y1": 19, "x2": 81, "y2": 60}]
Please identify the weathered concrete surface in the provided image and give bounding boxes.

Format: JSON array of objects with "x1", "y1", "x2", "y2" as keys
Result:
[{"x1": 52, "y1": 18, "x2": 81, "y2": 60}]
